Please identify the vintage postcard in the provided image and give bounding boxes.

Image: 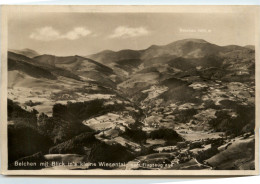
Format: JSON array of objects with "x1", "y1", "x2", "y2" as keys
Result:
[{"x1": 0, "y1": 5, "x2": 259, "y2": 175}]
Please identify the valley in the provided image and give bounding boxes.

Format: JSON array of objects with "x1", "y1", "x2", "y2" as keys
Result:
[{"x1": 7, "y1": 39, "x2": 255, "y2": 170}]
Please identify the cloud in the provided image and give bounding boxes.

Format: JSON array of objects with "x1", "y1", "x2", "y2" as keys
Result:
[
  {"x1": 29, "y1": 26, "x2": 92, "y2": 41},
  {"x1": 61, "y1": 27, "x2": 91, "y2": 40},
  {"x1": 29, "y1": 27, "x2": 60, "y2": 41},
  {"x1": 109, "y1": 26, "x2": 150, "y2": 38}
]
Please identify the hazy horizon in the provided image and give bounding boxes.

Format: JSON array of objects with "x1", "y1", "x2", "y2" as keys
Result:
[{"x1": 8, "y1": 12, "x2": 255, "y2": 56}]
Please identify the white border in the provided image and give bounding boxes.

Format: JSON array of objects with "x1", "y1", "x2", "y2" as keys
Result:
[{"x1": 0, "y1": 5, "x2": 259, "y2": 176}]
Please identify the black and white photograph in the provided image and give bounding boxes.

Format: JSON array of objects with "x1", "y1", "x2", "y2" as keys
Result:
[{"x1": 0, "y1": 5, "x2": 259, "y2": 175}]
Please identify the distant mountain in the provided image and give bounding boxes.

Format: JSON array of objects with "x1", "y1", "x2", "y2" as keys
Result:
[
  {"x1": 88, "y1": 49, "x2": 141, "y2": 65},
  {"x1": 113, "y1": 39, "x2": 255, "y2": 106},
  {"x1": 33, "y1": 55, "x2": 113, "y2": 75},
  {"x1": 90, "y1": 39, "x2": 254, "y2": 61},
  {"x1": 8, "y1": 52, "x2": 57, "y2": 81},
  {"x1": 90, "y1": 39, "x2": 248, "y2": 64},
  {"x1": 8, "y1": 52, "x2": 81, "y2": 82},
  {"x1": 244, "y1": 45, "x2": 255, "y2": 50},
  {"x1": 9, "y1": 39, "x2": 254, "y2": 86},
  {"x1": 89, "y1": 48, "x2": 141, "y2": 80},
  {"x1": 141, "y1": 39, "x2": 221, "y2": 60},
  {"x1": 88, "y1": 39, "x2": 254, "y2": 78},
  {"x1": 8, "y1": 51, "x2": 35, "y2": 63},
  {"x1": 8, "y1": 38, "x2": 255, "y2": 91},
  {"x1": 8, "y1": 51, "x2": 119, "y2": 89},
  {"x1": 10, "y1": 48, "x2": 39, "y2": 58},
  {"x1": 33, "y1": 55, "x2": 117, "y2": 87}
]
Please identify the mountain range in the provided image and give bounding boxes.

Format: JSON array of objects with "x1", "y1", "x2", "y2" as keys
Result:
[{"x1": 7, "y1": 38, "x2": 255, "y2": 170}]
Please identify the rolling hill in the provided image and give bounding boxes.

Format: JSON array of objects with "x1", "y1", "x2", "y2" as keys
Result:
[
  {"x1": 33, "y1": 54, "x2": 117, "y2": 87},
  {"x1": 87, "y1": 39, "x2": 254, "y2": 80},
  {"x1": 10, "y1": 48, "x2": 40, "y2": 58}
]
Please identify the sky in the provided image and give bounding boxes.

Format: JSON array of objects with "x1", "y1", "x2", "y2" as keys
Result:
[{"x1": 8, "y1": 12, "x2": 256, "y2": 56}]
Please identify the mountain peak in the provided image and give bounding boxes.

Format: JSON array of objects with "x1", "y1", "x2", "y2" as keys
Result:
[
  {"x1": 10, "y1": 48, "x2": 39, "y2": 58},
  {"x1": 21, "y1": 48, "x2": 37, "y2": 52},
  {"x1": 98, "y1": 50, "x2": 115, "y2": 54},
  {"x1": 244, "y1": 45, "x2": 255, "y2": 50},
  {"x1": 167, "y1": 38, "x2": 209, "y2": 46}
]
